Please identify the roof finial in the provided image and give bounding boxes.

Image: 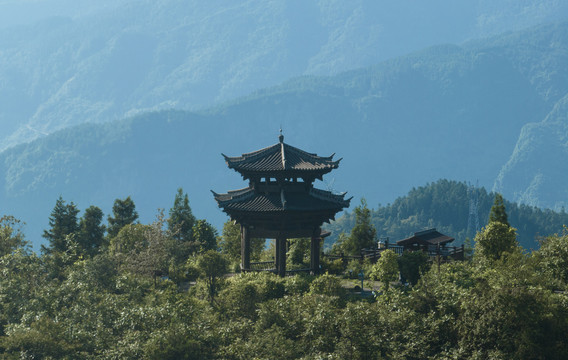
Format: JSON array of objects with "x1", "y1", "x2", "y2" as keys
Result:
[{"x1": 278, "y1": 127, "x2": 284, "y2": 143}]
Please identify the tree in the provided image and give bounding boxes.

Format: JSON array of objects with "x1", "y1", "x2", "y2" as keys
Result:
[
  {"x1": 474, "y1": 222, "x2": 518, "y2": 261},
  {"x1": 534, "y1": 227, "x2": 568, "y2": 286},
  {"x1": 196, "y1": 250, "x2": 228, "y2": 302},
  {"x1": 77, "y1": 206, "x2": 106, "y2": 257},
  {"x1": 218, "y1": 220, "x2": 264, "y2": 261},
  {"x1": 192, "y1": 219, "x2": 217, "y2": 253},
  {"x1": 42, "y1": 196, "x2": 79, "y2": 254},
  {"x1": 343, "y1": 199, "x2": 377, "y2": 255},
  {"x1": 288, "y1": 238, "x2": 310, "y2": 265},
  {"x1": 107, "y1": 196, "x2": 138, "y2": 238},
  {"x1": 129, "y1": 211, "x2": 176, "y2": 280},
  {"x1": 370, "y1": 249, "x2": 399, "y2": 291},
  {"x1": 109, "y1": 223, "x2": 149, "y2": 255},
  {"x1": 0, "y1": 216, "x2": 29, "y2": 256},
  {"x1": 489, "y1": 193, "x2": 509, "y2": 226},
  {"x1": 309, "y1": 272, "x2": 345, "y2": 298},
  {"x1": 398, "y1": 250, "x2": 430, "y2": 285},
  {"x1": 168, "y1": 188, "x2": 195, "y2": 243}
]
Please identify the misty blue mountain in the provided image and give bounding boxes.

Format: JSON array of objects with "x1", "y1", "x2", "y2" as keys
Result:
[
  {"x1": 1, "y1": 19, "x2": 568, "y2": 247},
  {"x1": 1, "y1": 0, "x2": 567, "y2": 150}
]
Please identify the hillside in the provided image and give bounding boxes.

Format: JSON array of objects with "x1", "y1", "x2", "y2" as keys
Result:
[
  {"x1": 325, "y1": 180, "x2": 568, "y2": 250},
  {"x1": 1, "y1": 0, "x2": 568, "y2": 150},
  {"x1": 2, "y1": 22, "x2": 568, "y2": 246}
]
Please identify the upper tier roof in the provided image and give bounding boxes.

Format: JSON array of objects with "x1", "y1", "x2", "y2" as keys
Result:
[{"x1": 222, "y1": 133, "x2": 341, "y2": 179}]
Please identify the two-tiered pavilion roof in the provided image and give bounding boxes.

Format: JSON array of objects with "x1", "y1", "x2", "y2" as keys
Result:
[{"x1": 213, "y1": 133, "x2": 350, "y2": 239}]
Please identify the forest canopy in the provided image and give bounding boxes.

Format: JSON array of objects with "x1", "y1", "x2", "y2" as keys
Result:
[
  {"x1": 325, "y1": 179, "x2": 568, "y2": 251},
  {"x1": 0, "y1": 184, "x2": 567, "y2": 359}
]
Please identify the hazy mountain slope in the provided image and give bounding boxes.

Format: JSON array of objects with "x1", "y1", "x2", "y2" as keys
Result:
[
  {"x1": 494, "y1": 95, "x2": 568, "y2": 209},
  {"x1": 2, "y1": 23, "x2": 567, "y2": 247},
  {"x1": 463, "y1": 22, "x2": 568, "y2": 106},
  {"x1": 488, "y1": 22, "x2": 568, "y2": 209},
  {"x1": 1, "y1": 0, "x2": 567, "y2": 150}
]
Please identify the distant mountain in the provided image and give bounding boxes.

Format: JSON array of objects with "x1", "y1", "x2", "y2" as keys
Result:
[
  {"x1": 2, "y1": 22, "x2": 568, "y2": 247},
  {"x1": 494, "y1": 94, "x2": 568, "y2": 210},
  {"x1": 1, "y1": 0, "x2": 567, "y2": 150}
]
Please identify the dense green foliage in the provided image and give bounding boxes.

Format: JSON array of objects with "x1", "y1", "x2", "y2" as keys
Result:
[
  {"x1": 398, "y1": 250, "x2": 431, "y2": 285},
  {"x1": 0, "y1": 216, "x2": 28, "y2": 256},
  {"x1": 474, "y1": 222, "x2": 519, "y2": 262},
  {"x1": 1, "y1": 204, "x2": 568, "y2": 359},
  {"x1": 326, "y1": 179, "x2": 568, "y2": 250},
  {"x1": 370, "y1": 249, "x2": 399, "y2": 291}
]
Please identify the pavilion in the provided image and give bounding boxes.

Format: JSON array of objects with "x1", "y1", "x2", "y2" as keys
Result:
[{"x1": 212, "y1": 132, "x2": 350, "y2": 276}]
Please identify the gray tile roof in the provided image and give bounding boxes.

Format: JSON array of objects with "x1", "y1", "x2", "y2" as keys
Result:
[
  {"x1": 396, "y1": 228, "x2": 455, "y2": 247},
  {"x1": 222, "y1": 140, "x2": 340, "y2": 177},
  {"x1": 212, "y1": 187, "x2": 350, "y2": 213}
]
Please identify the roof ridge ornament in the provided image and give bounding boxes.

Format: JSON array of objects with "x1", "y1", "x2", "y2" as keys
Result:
[{"x1": 279, "y1": 128, "x2": 286, "y2": 169}]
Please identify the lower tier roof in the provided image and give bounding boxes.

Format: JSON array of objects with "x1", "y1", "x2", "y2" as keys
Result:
[{"x1": 212, "y1": 186, "x2": 351, "y2": 233}]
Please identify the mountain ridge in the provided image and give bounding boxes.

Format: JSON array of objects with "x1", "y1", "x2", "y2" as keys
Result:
[{"x1": 1, "y1": 0, "x2": 567, "y2": 150}]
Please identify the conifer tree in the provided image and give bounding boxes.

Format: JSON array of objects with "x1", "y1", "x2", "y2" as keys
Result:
[
  {"x1": 78, "y1": 206, "x2": 106, "y2": 257},
  {"x1": 344, "y1": 198, "x2": 377, "y2": 255},
  {"x1": 474, "y1": 193, "x2": 518, "y2": 261},
  {"x1": 489, "y1": 193, "x2": 509, "y2": 226},
  {"x1": 107, "y1": 196, "x2": 138, "y2": 238},
  {"x1": 474, "y1": 221, "x2": 518, "y2": 261},
  {"x1": 168, "y1": 188, "x2": 195, "y2": 243},
  {"x1": 192, "y1": 219, "x2": 217, "y2": 253},
  {"x1": 42, "y1": 196, "x2": 80, "y2": 254}
]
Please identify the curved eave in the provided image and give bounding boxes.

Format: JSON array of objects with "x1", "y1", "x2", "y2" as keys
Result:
[
  {"x1": 235, "y1": 167, "x2": 337, "y2": 181},
  {"x1": 212, "y1": 187, "x2": 350, "y2": 213},
  {"x1": 221, "y1": 142, "x2": 341, "y2": 177},
  {"x1": 211, "y1": 187, "x2": 254, "y2": 205}
]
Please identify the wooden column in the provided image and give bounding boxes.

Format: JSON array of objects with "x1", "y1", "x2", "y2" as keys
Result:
[
  {"x1": 275, "y1": 236, "x2": 287, "y2": 277},
  {"x1": 310, "y1": 227, "x2": 321, "y2": 275},
  {"x1": 241, "y1": 225, "x2": 250, "y2": 271}
]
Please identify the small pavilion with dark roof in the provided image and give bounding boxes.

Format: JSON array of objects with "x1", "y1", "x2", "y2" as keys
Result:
[
  {"x1": 212, "y1": 131, "x2": 350, "y2": 276},
  {"x1": 396, "y1": 228, "x2": 455, "y2": 249}
]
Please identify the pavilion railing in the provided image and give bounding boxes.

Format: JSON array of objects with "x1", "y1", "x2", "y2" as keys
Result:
[
  {"x1": 245, "y1": 261, "x2": 275, "y2": 272},
  {"x1": 243, "y1": 262, "x2": 315, "y2": 275},
  {"x1": 323, "y1": 243, "x2": 465, "y2": 263}
]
